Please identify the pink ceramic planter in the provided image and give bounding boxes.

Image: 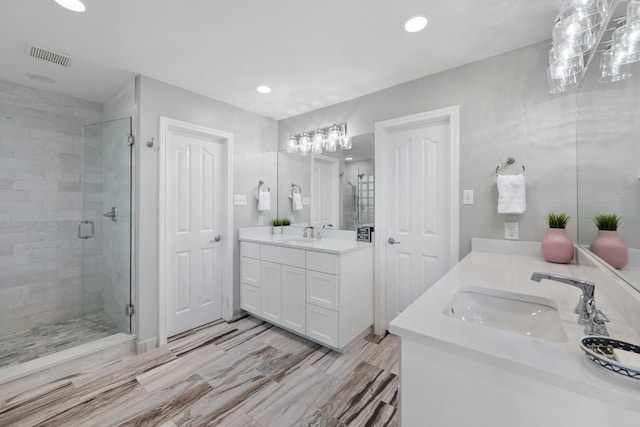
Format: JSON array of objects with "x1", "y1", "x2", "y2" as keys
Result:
[
  {"x1": 590, "y1": 230, "x2": 628, "y2": 269},
  {"x1": 541, "y1": 228, "x2": 574, "y2": 264}
]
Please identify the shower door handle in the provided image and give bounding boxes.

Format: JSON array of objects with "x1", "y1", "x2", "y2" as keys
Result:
[
  {"x1": 103, "y1": 207, "x2": 118, "y2": 222},
  {"x1": 78, "y1": 220, "x2": 95, "y2": 239}
]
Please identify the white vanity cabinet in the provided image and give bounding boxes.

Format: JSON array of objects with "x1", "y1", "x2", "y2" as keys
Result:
[{"x1": 239, "y1": 239, "x2": 373, "y2": 351}]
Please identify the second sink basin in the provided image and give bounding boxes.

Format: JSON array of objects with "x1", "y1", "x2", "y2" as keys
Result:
[{"x1": 443, "y1": 287, "x2": 568, "y2": 343}]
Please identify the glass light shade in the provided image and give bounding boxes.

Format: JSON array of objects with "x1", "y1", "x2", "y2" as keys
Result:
[
  {"x1": 547, "y1": 66, "x2": 579, "y2": 93},
  {"x1": 598, "y1": 48, "x2": 632, "y2": 82},
  {"x1": 553, "y1": 14, "x2": 594, "y2": 51},
  {"x1": 627, "y1": 1, "x2": 640, "y2": 28},
  {"x1": 286, "y1": 135, "x2": 298, "y2": 153},
  {"x1": 611, "y1": 25, "x2": 640, "y2": 64},
  {"x1": 340, "y1": 135, "x2": 352, "y2": 150},
  {"x1": 325, "y1": 138, "x2": 338, "y2": 152},
  {"x1": 54, "y1": 0, "x2": 86, "y2": 12},
  {"x1": 549, "y1": 44, "x2": 584, "y2": 78},
  {"x1": 328, "y1": 125, "x2": 341, "y2": 142},
  {"x1": 298, "y1": 132, "x2": 311, "y2": 156}
]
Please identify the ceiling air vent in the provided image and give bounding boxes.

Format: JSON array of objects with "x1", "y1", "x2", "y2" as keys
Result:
[{"x1": 25, "y1": 43, "x2": 72, "y2": 68}]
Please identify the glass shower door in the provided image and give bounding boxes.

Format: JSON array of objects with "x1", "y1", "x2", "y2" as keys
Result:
[{"x1": 81, "y1": 117, "x2": 132, "y2": 334}]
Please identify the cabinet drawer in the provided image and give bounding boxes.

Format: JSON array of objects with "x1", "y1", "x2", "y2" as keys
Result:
[
  {"x1": 240, "y1": 256, "x2": 260, "y2": 287},
  {"x1": 240, "y1": 241, "x2": 260, "y2": 259},
  {"x1": 240, "y1": 283, "x2": 261, "y2": 316},
  {"x1": 306, "y1": 270, "x2": 338, "y2": 310},
  {"x1": 261, "y1": 245, "x2": 305, "y2": 268},
  {"x1": 306, "y1": 303, "x2": 338, "y2": 348},
  {"x1": 306, "y1": 251, "x2": 338, "y2": 274}
]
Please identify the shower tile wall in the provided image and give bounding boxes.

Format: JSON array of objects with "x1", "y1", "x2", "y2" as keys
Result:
[{"x1": 0, "y1": 80, "x2": 102, "y2": 336}]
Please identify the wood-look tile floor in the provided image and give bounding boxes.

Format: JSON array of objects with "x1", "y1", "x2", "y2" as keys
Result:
[{"x1": 0, "y1": 315, "x2": 399, "y2": 426}]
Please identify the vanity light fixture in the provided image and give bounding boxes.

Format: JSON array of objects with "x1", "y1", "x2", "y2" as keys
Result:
[
  {"x1": 54, "y1": 0, "x2": 86, "y2": 12},
  {"x1": 403, "y1": 15, "x2": 428, "y2": 33},
  {"x1": 256, "y1": 85, "x2": 272, "y2": 94},
  {"x1": 286, "y1": 123, "x2": 351, "y2": 156},
  {"x1": 548, "y1": 0, "x2": 640, "y2": 93}
]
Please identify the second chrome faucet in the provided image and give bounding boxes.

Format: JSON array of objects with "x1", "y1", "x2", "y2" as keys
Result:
[{"x1": 530, "y1": 272, "x2": 609, "y2": 336}]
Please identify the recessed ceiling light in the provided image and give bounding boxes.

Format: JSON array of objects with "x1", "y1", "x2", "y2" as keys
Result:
[
  {"x1": 54, "y1": 0, "x2": 86, "y2": 12},
  {"x1": 403, "y1": 15, "x2": 428, "y2": 33},
  {"x1": 256, "y1": 85, "x2": 271, "y2": 94},
  {"x1": 24, "y1": 73, "x2": 56, "y2": 84},
  {"x1": 345, "y1": 157, "x2": 353, "y2": 162}
]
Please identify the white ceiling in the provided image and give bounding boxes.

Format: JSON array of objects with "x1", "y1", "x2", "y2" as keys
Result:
[{"x1": 0, "y1": 0, "x2": 557, "y2": 120}]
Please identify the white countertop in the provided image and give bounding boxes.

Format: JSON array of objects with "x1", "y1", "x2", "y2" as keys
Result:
[
  {"x1": 389, "y1": 250, "x2": 640, "y2": 412},
  {"x1": 238, "y1": 231, "x2": 373, "y2": 254}
]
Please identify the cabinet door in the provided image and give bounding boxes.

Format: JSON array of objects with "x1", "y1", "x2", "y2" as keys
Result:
[
  {"x1": 240, "y1": 256, "x2": 260, "y2": 287},
  {"x1": 240, "y1": 283, "x2": 261, "y2": 316},
  {"x1": 306, "y1": 270, "x2": 339, "y2": 311},
  {"x1": 281, "y1": 265, "x2": 306, "y2": 334},
  {"x1": 260, "y1": 261, "x2": 282, "y2": 324},
  {"x1": 306, "y1": 303, "x2": 338, "y2": 348}
]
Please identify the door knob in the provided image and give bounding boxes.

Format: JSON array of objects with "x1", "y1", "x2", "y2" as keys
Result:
[
  {"x1": 387, "y1": 237, "x2": 400, "y2": 245},
  {"x1": 211, "y1": 235, "x2": 222, "y2": 243}
]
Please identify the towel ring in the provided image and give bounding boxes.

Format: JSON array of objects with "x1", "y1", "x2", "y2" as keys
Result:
[
  {"x1": 257, "y1": 180, "x2": 270, "y2": 193},
  {"x1": 495, "y1": 157, "x2": 525, "y2": 176},
  {"x1": 289, "y1": 183, "x2": 302, "y2": 200}
]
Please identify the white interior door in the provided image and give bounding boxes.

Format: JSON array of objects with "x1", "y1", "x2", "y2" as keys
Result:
[
  {"x1": 165, "y1": 128, "x2": 223, "y2": 337},
  {"x1": 311, "y1": 155, "x2": 339, "y2": 228},
  {"x1": 375, "y1": 108, "x2": 459, "y2": 328}
]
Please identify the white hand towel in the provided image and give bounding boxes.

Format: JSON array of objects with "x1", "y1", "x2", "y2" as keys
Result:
[
  {"x1": 292, "y1": 193, "x2": 303, "y2": 211},
  {"x1": 258, "y1": 190, "x2": 271, "y2": 211},
  {"x1": 497, "y1": 174, "x2": 526, "y2": 214}
]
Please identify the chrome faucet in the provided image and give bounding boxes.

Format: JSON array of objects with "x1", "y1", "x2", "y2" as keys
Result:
[
  {"x1": 530, "y1": 272, "x2": 609, "y2": 336},
  {"x1": 303, "y1": 226, "x2": 314, "y2": 239}
]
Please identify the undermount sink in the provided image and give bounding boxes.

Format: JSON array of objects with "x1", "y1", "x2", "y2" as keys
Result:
[
  {"x1": 282, "y1": 238, "x2": 316, "y2": 245},
  {"x1": 443, "y1": 287, "x2": 568, "y2": 343}
]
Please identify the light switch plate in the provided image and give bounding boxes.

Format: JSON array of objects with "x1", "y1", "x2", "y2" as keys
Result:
[
  {"x1": 505, "y1": 222, "x2": 519, "y2": 240},
  {"x1": 463, "y1": 190, "x2": 474, "y2": 205},
  {"x1": 257, "y1": 215, "x2": 264, "y2": 226},
  {"x1": 302, "y1": 197, "x2": 311, "y2": 206},
  {"x1": 234, "y1": 194, "x2": 247, "y2": 205}
]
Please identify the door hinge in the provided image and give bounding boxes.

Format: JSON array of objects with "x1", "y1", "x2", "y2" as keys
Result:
[
  {"x1": 127, "y1": 135, "x2": 135, "y2": 146},
  {"x1": 126, "y1": 303, "x2": 135, "y2": 316}
]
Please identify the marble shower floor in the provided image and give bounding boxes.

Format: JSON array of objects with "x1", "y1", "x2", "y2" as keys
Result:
[
  {"x1": 0, "y1": 312, "x2": 121, "y2": 369},
  {"x1": 0, "y1": 315, "x2": 399, "y2": 426}
]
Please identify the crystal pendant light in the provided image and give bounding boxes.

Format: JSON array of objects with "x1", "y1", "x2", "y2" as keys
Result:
[
  {"x1": 340, "y1": 135, "x2": 352, "y2": 150},
  {"x1": 298, "y1": 132, "x2": 311, "y2": 156},
  {"x1": 286, "y1": 135, "x2": 298, "y2": 153},
  {"x1": 312, "y1": 129, "x2": 325, "y2": 155},
  {"x1": 598, "y1": 48, "x2": 632, "y2": 82}
]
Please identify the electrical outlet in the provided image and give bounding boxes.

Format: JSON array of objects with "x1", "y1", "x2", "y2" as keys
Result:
[
  {"x1": 505, "y1": 222, "x2": 519, "y2": 240},
  {"x1": 234, "y1": 194, "x2": 247, "y2": 205},
  {"x1": 463, "y1": 190, "x2": 474, "y2": 205}
]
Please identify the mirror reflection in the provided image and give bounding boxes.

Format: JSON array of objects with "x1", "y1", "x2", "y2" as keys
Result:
[
  {"x1": 577, "y1": 39, "x2": 640, "y2": 292},
  {"x1": 277, "y1": 133, "x2": 374, "y2": 230}
]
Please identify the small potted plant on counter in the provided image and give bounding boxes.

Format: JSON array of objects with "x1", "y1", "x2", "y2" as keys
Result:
[
  {"x1": 272, "y1": 218, "x2": 283, "y2": 234},
  {"x1": 590, "y1": 214, "x2": 628, "y2": 269},
  {"x1": 541, "y1": 212, "x2": 574, "y2": 264},
  {"x1": 281, "y1": 218, "x2": 291, "y2": 226}
]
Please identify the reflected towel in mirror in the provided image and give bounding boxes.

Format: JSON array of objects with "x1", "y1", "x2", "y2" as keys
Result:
[
  {"x1": 497, "y1": 174, "x2": 526, "y2": 214},
  {"x1": 292, "y1": 192, "x2": 303, "y2": 211},
  {"x1": 258, "y1": 190, "x2": 271, "y2": 211}
]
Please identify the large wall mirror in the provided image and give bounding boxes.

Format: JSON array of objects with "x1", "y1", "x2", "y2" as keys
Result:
[
  {"x1": 576, "y1": 41, "x2": 640, "y2": 292},
  {"x1": 277, "y1": 133, "x2": 374, "y2": 230}
]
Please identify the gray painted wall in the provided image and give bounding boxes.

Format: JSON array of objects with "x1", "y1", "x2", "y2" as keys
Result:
[
  {"x1": 278, "y1": 41, "x2": 578, "y2": 258},
  {"x1": 136, "y1": 76, "x2": 278, "y2": 342}
]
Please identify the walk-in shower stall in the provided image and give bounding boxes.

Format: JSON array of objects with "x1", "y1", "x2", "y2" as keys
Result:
[{"x1": 0, "y1": 112, "x2": 133, "y2": 369}]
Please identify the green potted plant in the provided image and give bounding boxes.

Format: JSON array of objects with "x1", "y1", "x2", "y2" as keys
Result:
[
  {"x1": 271, "y1": 218, "x2": 283, "y2": 234},
  {"x1": 590, "y1": 214, "x2": 627, "y2": 269},
  {"x1": 541, "y1": 212, "x2": 574, "y2": 264},
  {"x1": 281, "y1": 218, "x2": 291, "y2": 226}
]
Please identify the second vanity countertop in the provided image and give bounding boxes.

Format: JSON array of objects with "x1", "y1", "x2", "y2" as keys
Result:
[
  {"x1": 389, "y1": 250, "x2": 640, "y2": 412},
  {"x1": 238, "y1": 233, "x2": 373, "y2": 255}
]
